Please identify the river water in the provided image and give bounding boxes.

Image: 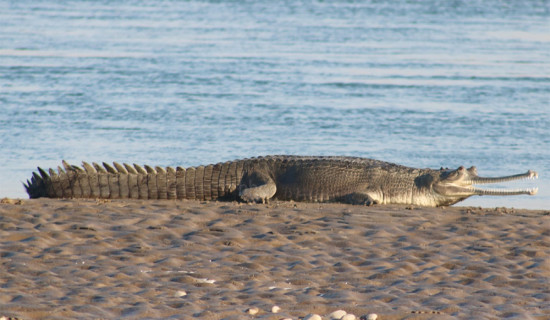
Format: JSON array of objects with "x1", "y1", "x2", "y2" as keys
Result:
[{"x1": 1, "y1": 1, "x2": 548, "y2": 209}]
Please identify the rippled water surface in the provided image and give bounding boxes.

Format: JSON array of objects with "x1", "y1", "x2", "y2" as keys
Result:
[{"x1": 1, "y1": 1, "x2": 548, "y2": 208}]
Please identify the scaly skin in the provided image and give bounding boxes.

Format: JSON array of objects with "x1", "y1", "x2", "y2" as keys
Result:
[{"x1": 24, "y1": 155, "x2": 538, "y2": 207}]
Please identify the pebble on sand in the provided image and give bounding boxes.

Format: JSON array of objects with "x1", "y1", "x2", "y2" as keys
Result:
[
  {"x1": 341, "y1": 314, "x2": 356, "y2": 320},
  {"x1": 174, "y1": 290, "x2": 187, "y2": 297},
  {"x1": 246, "y1": 307, "x2": 259, "y2": 315},
  {"x1": 365, "y1": 314, "x2": 378, "y2": 320},
  {"x1": 303, "y1": 314, "x2": 322, "y2": 320},
  {"x1": 0, "y1": 198, "x2": 22, "y2": 205},
  {"x1": 328, "y1": 310, "x2": 347, "y2": 319},
  {"x1": 271, "y1": 305, "x2": 281, "y2": 313}
]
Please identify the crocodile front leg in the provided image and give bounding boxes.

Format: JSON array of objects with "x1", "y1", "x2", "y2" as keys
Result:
[{"x1": 339, "y1": 192, "x2": 379, "y2": 206}]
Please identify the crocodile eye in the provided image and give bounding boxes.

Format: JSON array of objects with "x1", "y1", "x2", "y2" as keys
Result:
[{"x1": 446, "y1": 170, "x2": 458, "y2": 178}]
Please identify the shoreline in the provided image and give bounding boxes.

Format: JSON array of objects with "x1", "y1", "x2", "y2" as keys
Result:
[{"x1": 1, "y1": 199, "x2": 549, "y2": 319}]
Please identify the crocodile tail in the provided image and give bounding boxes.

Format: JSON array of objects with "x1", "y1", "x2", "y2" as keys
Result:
[{"x1": 25, "y1": 160, "x2": 241, "y2": 200}]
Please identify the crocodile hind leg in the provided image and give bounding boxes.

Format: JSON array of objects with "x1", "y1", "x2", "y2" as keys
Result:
[{"x1": 239, "y1": 171, "x2": 276, "y2": 204}]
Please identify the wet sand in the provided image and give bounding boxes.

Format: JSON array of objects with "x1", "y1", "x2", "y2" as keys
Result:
[{"x1": 0, "y1": 198, "x2": 549, "y2": 319}]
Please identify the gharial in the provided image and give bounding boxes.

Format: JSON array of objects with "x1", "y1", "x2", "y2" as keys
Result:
[{"x1": 24, "y1": 155, "x2": 538, "y2": 207}]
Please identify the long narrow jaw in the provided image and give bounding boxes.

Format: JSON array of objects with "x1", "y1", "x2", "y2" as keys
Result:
[
  {"x1": 470, "y1": 170, "x2": 539, "y2": 196},
  {"x1": 434, "y1": 166, "x2": 539, "y2": 202}
]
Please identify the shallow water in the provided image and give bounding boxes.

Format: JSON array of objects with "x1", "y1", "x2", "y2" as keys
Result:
[{"x1": 1, "y1": 1, "x2": 548, "y2": 209}]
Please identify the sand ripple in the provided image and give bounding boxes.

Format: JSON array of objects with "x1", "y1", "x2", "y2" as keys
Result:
[{"x1": 1, "y1": 199, "x2": 549, "y2": 319}]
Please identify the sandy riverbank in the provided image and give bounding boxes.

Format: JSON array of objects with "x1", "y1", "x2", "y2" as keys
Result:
[{"x1": 0, "y1": 199, "x2": 549, "y2": 319}]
